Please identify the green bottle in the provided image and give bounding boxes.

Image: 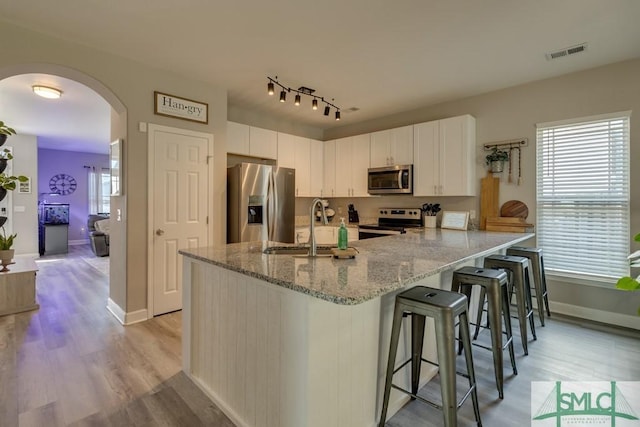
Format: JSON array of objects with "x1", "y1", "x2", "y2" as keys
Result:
[{"x1": 338, "y1": 217, "x2": 348, "y2": 250}]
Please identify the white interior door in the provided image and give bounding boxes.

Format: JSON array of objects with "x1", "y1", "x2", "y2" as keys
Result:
[{"x1": 149, "y1": 124, "x2": 212, "y2": 316}]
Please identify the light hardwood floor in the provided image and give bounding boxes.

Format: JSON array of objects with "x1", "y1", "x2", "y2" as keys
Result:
[{"x1": 1, "y1": 245, "x2": 638, "y2": 426}]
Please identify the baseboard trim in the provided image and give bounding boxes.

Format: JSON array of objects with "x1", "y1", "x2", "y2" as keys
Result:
[
  {"x1": 107, "y1": 299, "x2": 149, "y2": 325},
  {"x1": 550, "y1": 301, "x2": 640, "y2": 330}
]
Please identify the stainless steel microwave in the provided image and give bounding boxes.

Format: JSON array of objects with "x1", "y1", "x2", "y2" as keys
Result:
[{"x1": 367, "y1": 165, "x2": 413, "y2": 194}]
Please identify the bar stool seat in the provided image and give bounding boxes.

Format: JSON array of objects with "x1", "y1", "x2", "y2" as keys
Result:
[
  {"x1": 451, "y1": 266, "x2": 517, "y2": 399},
  {"x1": 379, "y1": 286, "x2": 482, "y2": 427},
  {"x1": 483, "y1": 254, "x2": 537, "y2": 355},
  {"x1": 506, "y1": 246, "x2": 551, "y2": 326}
]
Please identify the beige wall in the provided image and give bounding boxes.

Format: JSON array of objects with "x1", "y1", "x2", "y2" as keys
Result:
[
  {"x1": 0, "y1": 22, "x2": 228, "y2": 316},
  {"x1": 325, "y1": 59, "x2": 640, "y2": 324}
]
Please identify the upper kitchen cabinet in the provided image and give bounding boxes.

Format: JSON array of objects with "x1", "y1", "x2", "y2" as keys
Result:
[
  {"x1": 323, "y1": 140, "x2": 336, "y2": 198},
  {"x1": 370, "y1": 125, "x2": 413, "y2": 167},
  {"x1": 334, "y1": 134, "x2": 370, "y2": 197},
  {"x1": 413, "y1": 115, "x2": 476, "y2": 196},
  {"x1": 278, "y1": 132, "x2": 313, "y2": 197},
  {"x1": 227, "y1": 122, "x2": 278, "y2": 160},
  {"x1": 309, "y1": 139, "x2": 324, "y2": 197}
]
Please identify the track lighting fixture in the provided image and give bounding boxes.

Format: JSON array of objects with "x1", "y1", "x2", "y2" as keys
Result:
[{"x1": 267, "y1": 76, "x2": 341, "y2": 119}]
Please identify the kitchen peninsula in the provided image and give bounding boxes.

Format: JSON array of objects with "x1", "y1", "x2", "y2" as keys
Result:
[{"x1": 179, "y1": 229, "x2": 533, "y2": 427}]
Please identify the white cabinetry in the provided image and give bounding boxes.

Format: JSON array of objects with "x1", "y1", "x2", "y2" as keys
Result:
[
  {"x1": 370, "y1": 125, "x2": 413, "y2": 167},
  {"x1": 227, "y1": 122, "x2": 277, "y2": 160},
  {"x1": 278, "y1": 133, "x2": 312, "y2": 197},
  {"x1": 295, "y1": 226, "x2": 359, "y2": 245},
  {"x1": 323, "y1": 140, "x2": 336, "y2": 198},
  {"x1": 309, "y1": 139, "x2": 324, "y2": 197},
  {"x1": 334, "y1": 134, "x2": 370, "y2": 197},
  {"x1": 413, "y1": 115, "x2": 476, "y2": 196}
]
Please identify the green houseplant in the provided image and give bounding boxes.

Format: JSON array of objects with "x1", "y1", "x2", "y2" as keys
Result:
[
  {"x1": 0, "y1": 121, "x2": 16, "y2": 145},
  {"x1": 0, "y1": 226, "x2": 16, "y2": 269},
  {"x1": 485, "y1": 147, "x2": 510, "y2": 173},
  {"x1": 616, "y1": 232, "x2": 640, "y2": 314}
]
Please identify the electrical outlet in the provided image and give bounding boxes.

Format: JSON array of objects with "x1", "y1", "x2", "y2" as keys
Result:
[{"x1": 469, "y1": 210, "x2": 476, "y2": 219}]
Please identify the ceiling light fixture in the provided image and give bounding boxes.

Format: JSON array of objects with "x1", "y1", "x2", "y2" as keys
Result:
[
  {"x1": 32, "y1": 85, "x2": 62, "y2": 99},
  {"x1": 267, "y1": 76, "x2": 341, "y2": 119}
]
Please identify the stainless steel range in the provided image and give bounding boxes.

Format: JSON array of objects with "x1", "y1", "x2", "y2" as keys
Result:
[{"x1": 358, "y1": 208, "x2": 423, "y2": 240}]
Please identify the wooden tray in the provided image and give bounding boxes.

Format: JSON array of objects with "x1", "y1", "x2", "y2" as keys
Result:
[
  {"x1": 486, "y1": 216, "x2": 534, "y2": 233},
  {"x1": 331, "y1": 247, "x2": 358, "y2": 259}
]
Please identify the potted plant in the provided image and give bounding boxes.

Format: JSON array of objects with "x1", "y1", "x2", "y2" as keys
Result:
[
  {"x1": 0, "y1": 148, "x2": 14, "y2": 173},
  {"x1": 0, "y1": 173, "x2": 28, "y2": 201},
  {"x1": 485, "y1": 147, "x2": 510, "y2": 173},
  {"x1": 0, "y1": 226, "x2": 16, "y2": 269},
  {"x1": 616, "y1": 232, "x2": 640, "y2": 315},
  {"x1": 0, "y1": 121, "x2": 16, "y2": 146}
]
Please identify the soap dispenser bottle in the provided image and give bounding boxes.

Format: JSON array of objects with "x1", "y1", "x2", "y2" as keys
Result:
[{"x1": 338, "y1": 217, "x2": 348, "y2": 250}]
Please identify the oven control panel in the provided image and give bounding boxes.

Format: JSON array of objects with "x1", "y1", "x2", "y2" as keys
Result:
[{"x1": 378, "y1": 208, "x2": 422, "y2": 220}]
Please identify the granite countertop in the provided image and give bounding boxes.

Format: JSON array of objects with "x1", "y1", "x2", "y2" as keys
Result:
[{"x1": 179, "y1": 230, "x2": 534, "y2": 305}]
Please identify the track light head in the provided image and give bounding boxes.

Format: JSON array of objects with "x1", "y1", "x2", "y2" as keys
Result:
[
  {"x1": 312, "y1": 98, "x2": 318, "y2": 110},
  {"x1": 335, "y1": 110, "x2": 341, "y2": 121},
  {"x1": 279, "y1": 90, "x2": 286, "y2": 102},
  {"x1": 294, "y1": 94, "x2": 301, "y2": 106},
  {"x1": 323, "y1": 105, "x2": 330, "y2": 116},
  {"x1": 267, "y1": 81, "x2": 274, "y2": 95}
]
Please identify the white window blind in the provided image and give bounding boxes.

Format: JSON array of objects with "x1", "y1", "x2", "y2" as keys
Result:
[
  {"x1": 88, "y1": 167, "x2": 111, "y2": 215},
  {"x1": 536, "y1": 112, "x2": 630, "y2": 281}
]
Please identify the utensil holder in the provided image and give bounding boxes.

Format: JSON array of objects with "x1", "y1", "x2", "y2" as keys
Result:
[{"x1": 424, "y1": 215, "x2": 437, "y2": 229}]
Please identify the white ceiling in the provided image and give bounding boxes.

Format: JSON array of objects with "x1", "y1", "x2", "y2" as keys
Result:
[{"x1": 1, "y1": 0, "x2": 640, "y2": 154}]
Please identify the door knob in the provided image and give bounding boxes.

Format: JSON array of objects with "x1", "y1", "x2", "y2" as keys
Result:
[{"x1": 156, "y1": 229, "x2": 165, "y2": 236}]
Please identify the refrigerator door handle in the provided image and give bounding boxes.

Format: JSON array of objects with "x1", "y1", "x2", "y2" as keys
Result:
[{"x1": 268, "y1": 171, "x2": 278, "y2": 240}]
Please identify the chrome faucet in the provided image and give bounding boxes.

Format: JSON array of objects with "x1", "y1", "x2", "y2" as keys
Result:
[{"x1": 309, "y1": 198, "x2": 328, "y2": 257}]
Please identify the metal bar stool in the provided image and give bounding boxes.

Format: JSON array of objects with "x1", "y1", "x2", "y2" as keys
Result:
[
  {"x1": 506, "y1": 246, "x2": 551, "y2": 326},
  {"x1": 379, "y1": 286, "x2": 482, "y2": 427},
  {"x1": 451, "y1": 267, "x2": 517, "y2": 399},
  {"x1": 483, "y1": 254, "x2": 537, "y2": 355}
]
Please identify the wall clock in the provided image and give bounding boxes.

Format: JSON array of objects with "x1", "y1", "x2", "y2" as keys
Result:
[{"x1": 49, "y1": 173, "x2": 77, "y2": 195}]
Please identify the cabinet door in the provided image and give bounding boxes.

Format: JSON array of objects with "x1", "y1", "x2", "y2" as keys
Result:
[
  {"x1": 390, "y1": 125, "x2": 414, "y2": 165},
  {"x1": 249, "y1": 126, "x2": 278, "y2": 159},
  {"x1": 294, "y1": 136, "x2": 311, "y2": 197},
  {"x1": 323, "y1": 140, "x2": 336, "y2": 198},
  {"x1": 439, "y1": 115, "x2": 476, "y2": 196},
  {"x1": 309, "y1": 139, "x2": 324, "y2": 197},
  {"x1": 227, "y1": 121, "x2": 250, "y2": 155},
  {"x1": 334, "y1": 137, "x2": 352, "y2": 197},
  {"x1": 351, "y1": 134, "x2": 370, "y2": 196},
  {"x1": 347, "y1": 227, "x2": 359, "y2": 242},
  {"x1": 413, "y1": 121, "x2": 440, "y2": 196},
  {"x1": 370, "y1": 129, "x2": 391, "y2": 167},
  {"x1": 277, "y1": 132, "x2": 296, "y2": 168}
]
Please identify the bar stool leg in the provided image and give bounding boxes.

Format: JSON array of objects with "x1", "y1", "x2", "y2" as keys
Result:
[
  {"x1": 411, "y1": 314, "x2": 426, "y2": 399},
  {"x1": 474, "y1": 287, "x2": 487, "y2": 340},
  {"x1": 524, "y1": 267, "x2": 537, "y2": 341},
  {"x1": 379, "y1": 301, "x2": 404, "y2": 427},
  {"x1": 540, "y1": 256, "x2": 551, "y2": 317},
  {"x1": 459, "y1": 311, "x2": 482, "y2": 426},
  {"x1": 486, "y1": 281, "x2": 504, "y2": 399},
  {"x1": 528, "y1": 259, "x2": 547, "y2": 326},
  {"x1": 501, "y1": 283, "x2": 517, "y2": 376},
  {"x1": 435, "y1": 311, "x2": 458, "y2": 427}
]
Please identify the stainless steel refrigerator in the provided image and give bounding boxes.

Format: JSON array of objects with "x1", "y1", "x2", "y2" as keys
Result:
[{"x1": 227, "y1": 163, "x2": 295, "y2": 243}]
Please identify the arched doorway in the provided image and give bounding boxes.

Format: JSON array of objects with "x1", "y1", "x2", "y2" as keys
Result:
[{"x1": 0, "y1": 63, "x2": 127, "y2": 323}]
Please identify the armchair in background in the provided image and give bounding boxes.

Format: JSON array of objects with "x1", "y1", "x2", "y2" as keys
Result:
[{"x1": 88, "y1": 214, "x2": 110, "y2": 257}]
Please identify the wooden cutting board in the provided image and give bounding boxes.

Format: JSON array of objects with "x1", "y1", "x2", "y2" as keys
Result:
[
  {"x1": 500, "y1": 200, "x2": 529, "y2": 219},
  {"x1": 480, "y1": 172, "x2": 500, "y2": 230}
]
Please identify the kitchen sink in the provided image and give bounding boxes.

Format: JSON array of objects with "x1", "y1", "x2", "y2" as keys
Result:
[{"x1": 263, "y1": 246, "x2": 336, "y2": 256}]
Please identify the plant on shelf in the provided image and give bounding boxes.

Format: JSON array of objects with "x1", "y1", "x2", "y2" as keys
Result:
[
  {"x1": 0, "y1": 226, "x2": 16, "y2": 269},
  {"x1": 485, "y1": 147, "x2": 510, "y2": 173},
  {"x1": 616, "y1": 232, "x2": 640, "y2": 315},
  {"x1": 0, "y1": 121, "x2": 16, "y2": 145}
]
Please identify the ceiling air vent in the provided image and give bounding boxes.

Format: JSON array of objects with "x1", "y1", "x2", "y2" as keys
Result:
[{"x1": 545, "y1": 43, "x2": 588, "y2": 60}]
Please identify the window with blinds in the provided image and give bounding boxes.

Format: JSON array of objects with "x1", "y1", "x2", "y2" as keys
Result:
[{"x1": 536, "y1": 112, "x2": 630, "y2": 281}]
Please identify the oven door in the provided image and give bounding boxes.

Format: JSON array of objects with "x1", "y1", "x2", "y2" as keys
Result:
[{"x1": 358, "y1": 228, "x2": 404, "y2": 240}]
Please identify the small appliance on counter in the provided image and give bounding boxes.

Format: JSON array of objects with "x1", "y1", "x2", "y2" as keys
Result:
[{"x1": 348, "y1": 204, "x2": 359, "y2": 223}]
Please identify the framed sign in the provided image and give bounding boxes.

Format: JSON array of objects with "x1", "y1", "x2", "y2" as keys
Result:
[
  {"x1": 18, "y1": 177, "x2": 31, "y2": 194},
  {"x1": 441, "y1": 211, "x2": 469, "y2": 230},
  {"x1": 110, "y1": 139, "x2": 122, "y2": 196},
  {"x1": 154, "y1": 91, "x2": 208, "y2": 124}
]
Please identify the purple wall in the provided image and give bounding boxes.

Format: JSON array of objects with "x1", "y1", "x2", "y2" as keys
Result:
[{"x1": 38, "y1": 148, "x2": 109, "y2": 243}]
